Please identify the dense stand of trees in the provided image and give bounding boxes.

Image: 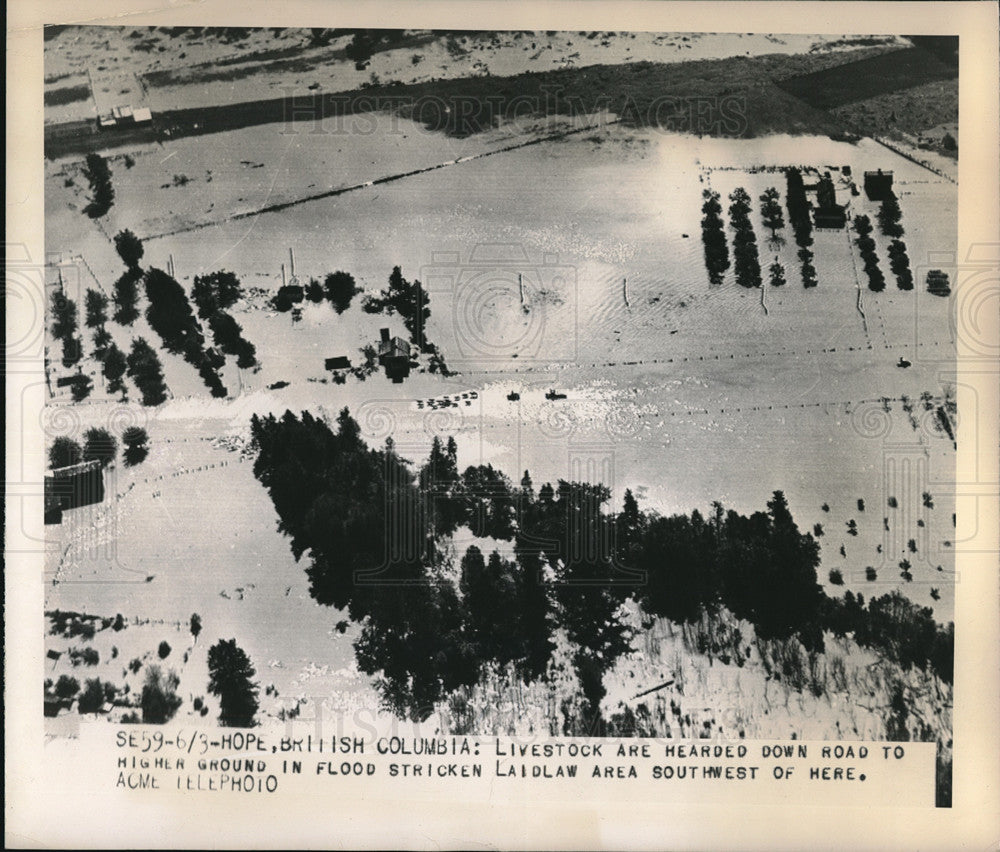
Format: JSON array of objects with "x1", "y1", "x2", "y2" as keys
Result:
[
  {"x1": 245, "y1": 409, "x2": 955, "y2": 725},
  {"x1": 728, "y1": 188, "x2": 762, "y2": 288},
  {"x1": 49, "y1": 436, "x2": 83, "y2": 469},
  {"x1": 192, "y1": 270, "x2": 243, "y2": 318},
  {"x1": 700, "y1": 190, "x2": 730, "y2": 286},
  {"x1": 122, "y1": 426, "x2": 150, "y2": 466},
  {"x1": 853, "y1": 215, "x2": 886, "y2": 292},
  {"x1": 85, "y1": 289, "x2": 109, "y2": 329},
  {"x1": 926, "y1": 269, "x2": 951, "y2": 297},
  {"x1": 823, "y1": 591, "x2": 953, "y2": 683},
  {"x1": 102, "y1": 342, "x2": 128, "y2": 397},
  {"x1": 82, "y1": 427, "x2": 117, "y2": 467}
]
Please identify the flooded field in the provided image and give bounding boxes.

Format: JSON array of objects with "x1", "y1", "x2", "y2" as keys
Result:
[{"x1": 41, "y1": 31, "x2": 958, "y2": 754}]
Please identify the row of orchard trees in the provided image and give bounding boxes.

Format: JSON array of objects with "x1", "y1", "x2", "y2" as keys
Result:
[
  {"x1": 701, "y1": 185, "x2": 788, "y2": 288},
  {"x1": 703, "y1": 168, "x2": 945, "y2": 295},
  {"x1": 245, "y1": 407, "x2": 951, "y2": 727}
]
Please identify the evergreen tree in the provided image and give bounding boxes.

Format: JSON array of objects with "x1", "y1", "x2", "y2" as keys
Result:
[
  {"x1": 207, "y1": 639, "x2": 260, "y2": 727},
  {"x1": 113, "y1": 269, "x2": 142, "y2": 326},
  {"x1": 113, "y1": 229, "x2": 144, "y2": 269},
  {"x1": 82, "y1": 427, "x2": 117, "y2": 467},
  {"x1": 81, "y1": 153, "x2": 114, "y2": 218},
  {"x1": 85, "y1": 289, "x2": 109, "y2": 328},
  {"x1": 324, "y1": 271, "x2": 358, "y2": 314},
  {"x1": 102, "y1": 343, "x2": 128, "y2": 396},
  {"x1": 49, "y1": 436, "x2": 83, "y2": 469},
  {"x1": 759, "y1": 186, "x2": 785, "y2": 238},
  {"x1": 126, "y1": 337, "x2": 169, "y2": 406},
  {"x1": 191, "y1": 270, "x2": 243, "y2": 318}
]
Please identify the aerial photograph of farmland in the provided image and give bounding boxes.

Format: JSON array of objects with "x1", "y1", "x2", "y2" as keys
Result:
[{"x1": 42, "y1": 28, "x2": 958, "y2": 803}]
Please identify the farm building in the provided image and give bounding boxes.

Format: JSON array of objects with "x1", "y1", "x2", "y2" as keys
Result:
[
  {"x1": 98, "y1": 105, "x2": 153, "y2": 130},
  {"x1": 813, "y1": 173, "x2": 847, "y2": 228},
  {"x1": 325, "y1": 356, "x2": 352, "y2": 370},
  {"x1": 378, "y1": 328, "x2": 412, "y2": 383},
  {"x1": 44, "y1": 459, "x2": 104, "y2": 524},
  {"x1": 864, "y1": 169, "x2": 894, "y2": 201}
]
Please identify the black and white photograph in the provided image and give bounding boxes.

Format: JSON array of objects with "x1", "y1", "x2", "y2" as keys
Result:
[{"x1": 7, "y1": 3, "x2": 1000, "y2": 848}]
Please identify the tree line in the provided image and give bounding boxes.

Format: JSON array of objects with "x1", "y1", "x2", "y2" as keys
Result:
[
  {"x1": 193, "y1": 271, "x2": 258, "y2": 370},
  {"x1": 700, "y1": 190, "x2": 730, "y2": 286},
  {"x1": 784, "y1": 168, "x2": 818, "y2": 288},
  {"x1": 877, "y1": 193, "x2": 914, "y2": 290},
  {"x1": 248, "y1": 409, "x2": 953, "y2": 725},
  {"x1": 853, "y1": 215, "x2": 886, "y2": 292},
  {"x1": 728, "y1": 188, "x2": 763, "y2": 288}
]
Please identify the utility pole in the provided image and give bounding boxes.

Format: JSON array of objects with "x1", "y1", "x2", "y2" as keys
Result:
[{"x1": 623, "y1": 277, "x2": 630, "y2": 307}]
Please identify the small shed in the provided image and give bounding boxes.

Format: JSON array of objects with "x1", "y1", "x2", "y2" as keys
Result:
[{"x1": 325, "y1": 356, "x2": 352, "y2": 370}]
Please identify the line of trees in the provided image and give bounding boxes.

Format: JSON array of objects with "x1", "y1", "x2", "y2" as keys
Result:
[
  {"x1": 728, "y1": 188, "x2": 762, "y2": 288},
  {"x1": 48, "y1": 428, "x2": 118, "y2": 470},
  {"x1": 126, "y1": 337, "x2": 169, "y2": 406},
  {"x1": 193, "y1": 271, "x2": 258, "y2": 370},
  {"x1": 877, "y1": 192, "x2": 904, "y2": 238},
  {"x1": 784, "y1": 167, "x2": 813, "y2": 248},
  {"x1": 852, "y1": 215, "x2": 886, "y2": 292},
  {"x1": 768, "y1": 260, "x2": 786, "y2": 287},
  {"x1": 81, "y1": 153, "x2": 114, "y2": 218},
  {"x1": 700, "y1": 189, "x2": 730, "y2": 286},
  {"x1": 887, "y1": 240, "x2": 914, "y2": 290},
  {"x1": 51, "y1": 290, "x2": 83, "y2": 369},
  {"x1": 144, "y1": 267, "x2": 227, "y2": 397},
  {"x1": 113, "y1": 269, "x2": 142, "y2": 325},
  {"x1": 784, "y1": 168, "x2": 818, "y2": 287},
  {"x1": 798, "y1": 247, "x2": 818, "y2": 288}
]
